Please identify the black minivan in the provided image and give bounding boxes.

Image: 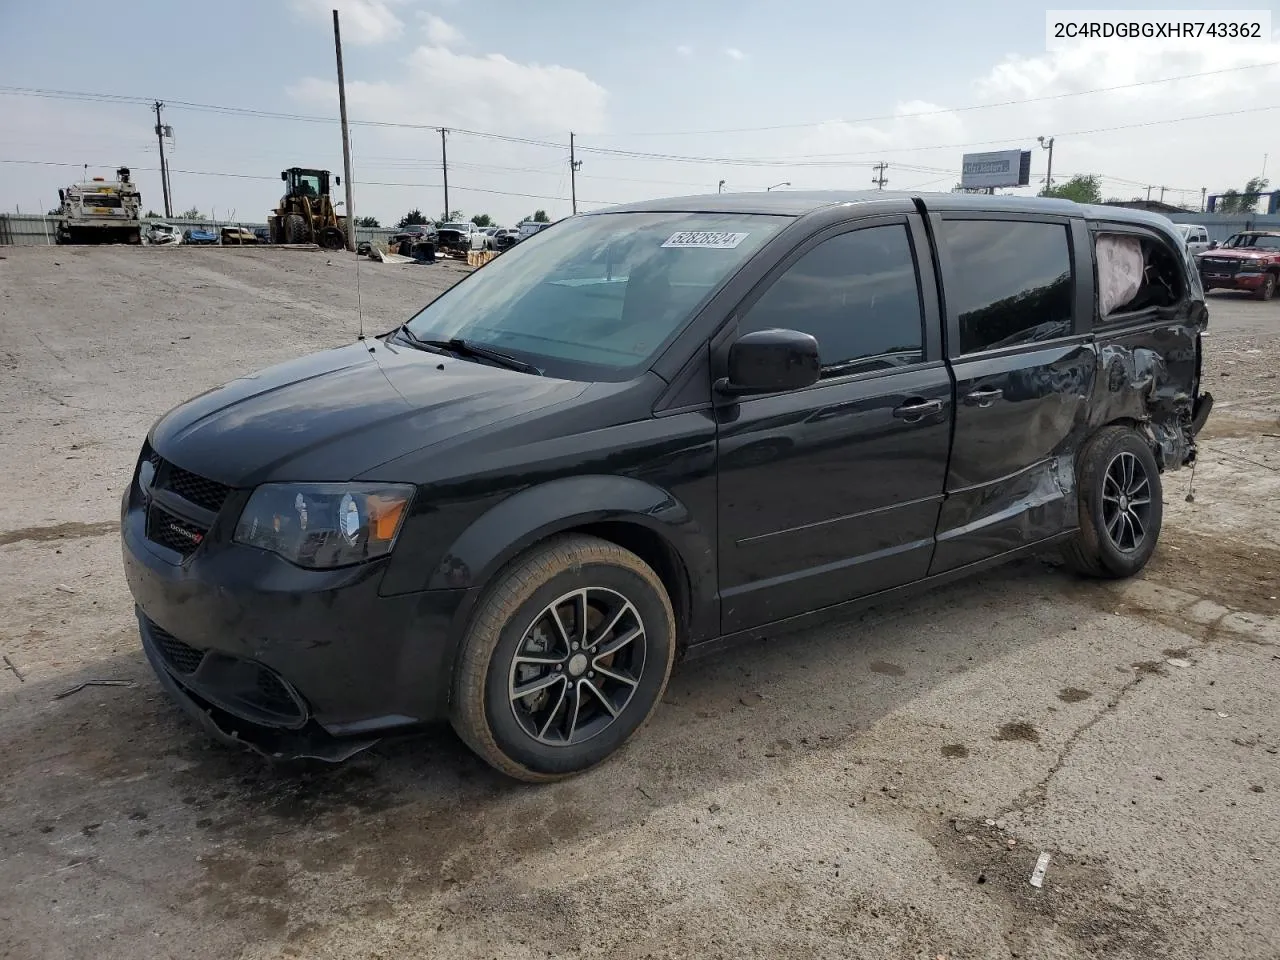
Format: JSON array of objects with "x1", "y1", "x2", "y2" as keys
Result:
[{"x1": 122, "y1": 191, "x2": 1212, "y2": 780}]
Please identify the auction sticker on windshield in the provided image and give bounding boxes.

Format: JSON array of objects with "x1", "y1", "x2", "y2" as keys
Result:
[{"x1": 662, "y1": 231, "x2": 749, "y2": 249}]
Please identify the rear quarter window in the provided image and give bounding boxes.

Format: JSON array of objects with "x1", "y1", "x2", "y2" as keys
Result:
[{"x1": 940, "y1": 219, "x2": 1074, "y2": 354}]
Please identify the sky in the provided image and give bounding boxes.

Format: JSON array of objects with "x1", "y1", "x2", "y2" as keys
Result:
[{"x1": 2, "y1": 0, "x2": 1280, "y2": 227}]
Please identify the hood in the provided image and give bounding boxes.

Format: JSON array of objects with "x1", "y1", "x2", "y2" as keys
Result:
[
  {"x1": 1202, "y1": 248, "x2": 1276, "y2": 260},
  {"x1": 150, "y1": 338, "x2": 586, "y2": 487}
]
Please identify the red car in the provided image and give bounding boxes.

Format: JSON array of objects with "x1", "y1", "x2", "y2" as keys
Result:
[{"x1": 1197, "y1": 231, "x2": 1280, "y2": 299}]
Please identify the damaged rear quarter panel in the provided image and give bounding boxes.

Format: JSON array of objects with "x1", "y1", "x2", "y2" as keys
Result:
[{"x1": 1089, "y1": 302, "x2": 1205, "y2": 472}]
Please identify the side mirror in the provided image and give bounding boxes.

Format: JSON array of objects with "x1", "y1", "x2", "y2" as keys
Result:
[
  {"x1": 335, "y1": 175, "x2": 341, "y2": 186},
  {"x1": 1208, "y1": 240, "x2": 1219, "y2": 249},
  {"x1": 280, "y1": 172, "x2": 287, "y2": 181},
  {"x1": 715, "y1": 328, "x2": 820, "y2": 397}
]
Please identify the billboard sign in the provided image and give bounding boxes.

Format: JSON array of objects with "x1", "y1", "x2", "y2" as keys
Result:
[{"x1": 960, "y1": 150, "x2": 1032, "y2": 189}]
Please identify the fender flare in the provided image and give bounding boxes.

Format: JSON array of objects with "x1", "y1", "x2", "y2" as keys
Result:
[{"x1": 427, "y1": 475, "x2": 715, "y2": 609}]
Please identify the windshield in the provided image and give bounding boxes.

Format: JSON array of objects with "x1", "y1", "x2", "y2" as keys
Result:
[
  {"x1": 81, "y1": 194, "x2": 122, "y2": 208},
  {"x1": 404, "y1": 211, "x2": 787, "y2": 380},
  {"x1": 1226, "y1": 233, "x2": 1280, "y2": 250}
]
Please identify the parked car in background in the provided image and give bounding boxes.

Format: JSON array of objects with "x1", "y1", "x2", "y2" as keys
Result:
[
  {"x1": 145, "y1": 223, "x2": 181, "y2": 246},
  {"x1": 1196, "y1": 230, "x2": 1280, "y2": 299},
  {"x1": 182, "y1": 227, "x2": 217, "y2": 246},
  {"x1": 1177, "y1": 223, "x2": 1213, "y2": 255},
  {"x1": 435, "y1": 221, "x2": 486, "y2": 255},
  {"x1": 481, "y1": 227, "x2": 500, "y2": 249},
  {"x1": 253, "y1": 226, "x2": 271, "y2": 245},
  {"x1": 390, "y1": 225, "x2": 434, "y2": 248},
  {"x1": 123, "y1": 191, "x2": 1210, "y2": 781},
  {"x1": 493, "y1": 227, "x2": 520, "y2": 251},
  {"x1": 518, "y1": 220, "x2": 552, "y2": 241},
  {"x1": 220, "y1": 226, "x2": 258, "y2": 245}
]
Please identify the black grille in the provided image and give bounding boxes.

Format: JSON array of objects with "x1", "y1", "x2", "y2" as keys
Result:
[
  {"x1": 249, "y1": 670, "x2": 297, "y2": 714},
  {"x1": 146, "y1": 506, "x2": 207, "y2": 557},
  {"x1": 150, "y1": 623, "x2": 205, "y2": 675},
  {"x1": 1200, "y1": 258, "x2": 1242, "y2": 275},
  {"x1": 165, "y1": 465, "x2": 231, "y2": 513}
]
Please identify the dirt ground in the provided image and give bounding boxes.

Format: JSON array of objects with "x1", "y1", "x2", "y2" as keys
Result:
[{"x1": 1, "y1": 246, "x2": 1278, "y2": 960}]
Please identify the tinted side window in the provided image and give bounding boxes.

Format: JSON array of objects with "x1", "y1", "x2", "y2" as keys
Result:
[
  {"x1": 740, "y1": 225, "x2": 924, "y2": 377},
  {"x1": 941, "y1": 220, "x2": 1074, "y2": 354}
]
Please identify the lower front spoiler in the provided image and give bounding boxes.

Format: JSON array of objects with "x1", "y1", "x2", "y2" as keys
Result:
[{"x1": 141, "y1": 625, "x2": 379, "y2": 763}]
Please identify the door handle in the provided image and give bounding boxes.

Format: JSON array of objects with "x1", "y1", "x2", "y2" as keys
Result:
[
  {"x1": 892, "y1": 398, "x2": 944, "y2": 421},
  {"x1": 964, "y1": 387, "x2": 1003, "y2": 408}
]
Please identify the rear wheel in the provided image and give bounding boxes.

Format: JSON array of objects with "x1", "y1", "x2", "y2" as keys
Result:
[
  {"x1": 451, "y1": 535, "x2": 676, "y2": 782},
  {"x1": 1061, "y1": 426, "x2": 1163, "y2": 578},
  {"x1": 283, "y1": 213, "x2": 308, "y2": 244},
  {"x1": 1255, "y1": 271, "x2": 1277, "y2": 300}
]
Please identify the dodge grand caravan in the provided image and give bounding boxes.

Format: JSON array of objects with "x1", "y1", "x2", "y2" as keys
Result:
[{"x1": 122, "y1": 191, "x2": 1212, "y2": 781}]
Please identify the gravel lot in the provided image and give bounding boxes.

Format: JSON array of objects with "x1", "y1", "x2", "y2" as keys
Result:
[{"x1": 1, "y1": 246, "x2": 1278, "y2": 960}]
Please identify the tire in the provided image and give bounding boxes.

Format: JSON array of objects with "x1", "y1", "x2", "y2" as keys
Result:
[
  {"x1": 283, "y1": 213, "x2": 308, "y2": 245},
  {"x1": 318, "y1": 226, "x2": 346, "y2": 250},
  {"x1": 1061, "y1": 425, "x2": 1163, "y2": 578},
  {"x1": 451, "y1": 535, "x2": 676, "y2": 782},
  {"x1": 1255, "y1": 272, "x2": 1277, "y2": 301}
]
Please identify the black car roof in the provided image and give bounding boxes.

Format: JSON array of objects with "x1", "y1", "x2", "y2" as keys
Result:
[{"x1": 590, "y1": 190, "x2": 1179, "y2": 232}]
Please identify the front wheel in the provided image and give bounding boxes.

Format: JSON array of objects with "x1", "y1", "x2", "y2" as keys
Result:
[
  {"x1": 451, "y1": 535, "x2": 676, "y2": 782},
  {"x1": 1255, "y1": 272, "x2": 1277, "y2": 301},
  {"x1": 1061, "y1": 426, "x2": 1163, "y2": 578}
]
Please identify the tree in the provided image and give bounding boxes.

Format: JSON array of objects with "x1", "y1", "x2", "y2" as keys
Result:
[
  {"x1": 470, "y1": 213, "x2": 493, "y2": 227},
  {"x1": 436, "y1": 210, "x2": 464, "y2": 224},
  {"x1": 356, "y1": 216, "x2": 380, "y2": 228},
  {"x1": 1039, "y1": 174, "x2": 1102, "y2": 204},
  {"x1": 397, "y1": 209, "x2": 428, "y2": 228},
  {"x1": 144, "y1": 209, "x2": 161, "y2": 219},
  {"x1": 532, "y1": 209, "x2": 550, "y2": 223},
  {"x1": 1216, "y1": 177, "x2": 1269, "y2": 213},
  {"x1": 181, "y1": 206, "x2": 202, "y2": 219}
]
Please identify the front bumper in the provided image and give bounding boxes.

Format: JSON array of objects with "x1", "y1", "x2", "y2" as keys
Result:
[
  {"x1": 1200, "y1": 270, "x2": 1265, "y2": 290},
  {"x1": 122, "y1": 480, "x2": 474, "y2": 759}
]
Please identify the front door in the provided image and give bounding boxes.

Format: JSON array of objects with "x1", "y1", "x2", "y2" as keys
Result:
[
  {"x1": 928, "y1": 214, "x2": 1093, "y2": 574},
  {"x1": 716, "y1": 216, "x2": 953, "y2": 634}
]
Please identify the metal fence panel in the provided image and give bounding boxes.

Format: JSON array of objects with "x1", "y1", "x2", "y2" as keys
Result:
[{"x1": 0, "y1": 215, "x2": 402, "y2": 247}]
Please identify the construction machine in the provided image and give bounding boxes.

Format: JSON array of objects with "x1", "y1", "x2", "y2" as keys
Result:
[
  {"x1": 55, "y1": 166, "x2": 142, "y2": 245},
  {"x1": 268, "y1": 167, "x2": 348, "y2": 249}
]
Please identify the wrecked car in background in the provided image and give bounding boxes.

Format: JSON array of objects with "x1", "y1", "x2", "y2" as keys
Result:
[
  {"x1": 1196, "y1": 230, "x2": 1280, "y2": 299},
  {"x1": 122, "y1": 191, "x2": 1211, "y2": 782}
]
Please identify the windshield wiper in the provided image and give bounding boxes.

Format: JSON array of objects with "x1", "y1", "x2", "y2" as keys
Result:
[{"x1": 397, "y1": 327, "x2": 540, "y2": 375}]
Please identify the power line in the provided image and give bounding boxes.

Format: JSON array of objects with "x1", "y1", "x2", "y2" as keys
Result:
[
  {"x1": 0, "y1": 158, "x2": 621, "y2": 205},
  {"x1": 592, "y1": 60, "x2": 1280, "y2": 137},
  {"x1": 573, "y1": 104, "x2": 1280, "y2": 166}
]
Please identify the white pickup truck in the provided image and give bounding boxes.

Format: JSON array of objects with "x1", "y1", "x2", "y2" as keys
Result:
[{"x1": 1177, "y1": 223, "x2": 1214, "y2": 256}]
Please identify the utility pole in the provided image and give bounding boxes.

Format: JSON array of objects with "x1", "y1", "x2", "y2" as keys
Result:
[
  {"x1": 332, "y1": 8, "x2": 356, "y2": 251},
  {"x1": 1146, "y1": 185, "x2": 1154, "y2": 202},
  {"x1": 1159, "y1": 186, "x2": 1167, "y2": 203},
  {"x1": 153, "y1": 101, "x2": 172, "y2": 218},
  {"x1": 569, "y1": 132, "x2": 582, "y2": 215},
  {"x1": 1037, "y1": 135, "x2": 1055, "y2": 190},
  {"x1": 440, "y1": 128, "x2": 449, "y2": 220},
  {"x1": 871, "y1": 162, "x2": 889, "y2": 190}
]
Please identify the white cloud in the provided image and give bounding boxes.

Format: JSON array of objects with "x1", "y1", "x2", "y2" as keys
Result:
[
  {"x1": 676, "y1": 44, "x2": 692, "y2": 57},
  {"x1": 290, "y1": 0, "x2": 407, "y2": 45},
  {"x1": 289, "y1": 45, "x2": 608, "y2": 135},
  {"x1": 724, "y1": 47, "x2": 746, "y2": 61},
  {"x1": 419, "y1": 12, "x2": 463, "y2": 47}
]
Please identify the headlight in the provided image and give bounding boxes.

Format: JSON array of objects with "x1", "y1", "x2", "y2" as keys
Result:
[{"x1": 234, "y1": 483, "x2": 414, "y2": 569}]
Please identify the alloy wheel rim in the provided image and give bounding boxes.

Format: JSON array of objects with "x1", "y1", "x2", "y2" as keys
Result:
[
  {"x1": 1101, "y1": 451, "x2": 1152, "y2": 552},
  {"x1": 508, "y1": 587, "x2": 646, "y2": 746}
]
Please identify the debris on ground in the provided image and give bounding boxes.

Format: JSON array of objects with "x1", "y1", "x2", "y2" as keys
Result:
[
  {"x1": 1030, "y1": 851, "x2": 1052, "y2": 888},
  {"x1": 3, "y1": 654, "x2": 25, "y2": 681},
  {"x1": 52, "y1": 679, "x2": 135, "y2": 700},
  {"x1": 55, "y1": 584, "x2": 76, "y2": 595}
]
